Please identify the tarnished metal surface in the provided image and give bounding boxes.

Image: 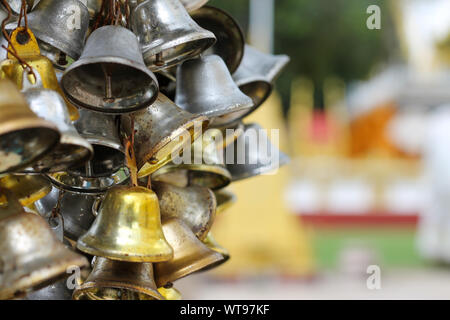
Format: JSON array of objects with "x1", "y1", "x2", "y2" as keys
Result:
[
  {"x1": 154, "y1": 218, "x2": 224, "y2": 287},
  {"x1": 0, "y1": 174, "x2": 51, "y2": 207},
  {"x1": 121, "y1": 93, "x2": 209, "y2": 178},
  {"x1": 191, "y1": 5, "x2": 245, "y2": 74},
  {"x1": 131, "y1": 0, "x2": 216, "y2": 71},
  {"x1": 77, "y1": 186, "x2": 174, "y2": 263},
  {"x1": 153, "y1": 181, "x2": 216, "y2": 240},
  {"x1": 62, "y1": 26, "x2": 159, "y2": 114},
  {"x1": 23, "y1": 279, "x2": 73, "y2": 300},
  {"x1": 176, "y1": 55, "x2": 253, "y2": 127},
  {"x1": 73, "y1": 257, "x2": 163, "y2": 300}
]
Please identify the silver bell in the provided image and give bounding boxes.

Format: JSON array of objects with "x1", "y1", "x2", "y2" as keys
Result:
[
  {"x1": 22, "y1": 88, "x2": 93, "y2": 173},
  {"x1": 176, "y1": 55, "x2": 253, "y2": 127},
  {"x1": 121, "y1": 93, "x2": 209, "y2": 178},
  {"x1": 131, "y1": 0, "x2": 216, "y2": 71},
  {"x1": 225, "y1": 123, "x2": 290, "y2": 181},
  {"x1": 62, "y1": 25, "x2": 159, "y2": 114},
  {"x1": 26, "y1": 0, "x2": 90, "y2": 70},
  {"x1": 23, "y1": 279, "x2": 73, "y2": 300},
  {"x1": 191, "y1": 5, "x2": 245, "y2": 73}
]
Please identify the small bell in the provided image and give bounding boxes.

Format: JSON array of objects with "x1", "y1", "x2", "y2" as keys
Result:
[
  {"x1": 233, "y1": 45, "x2": 290, "y2": 114},
  {"x1": 0, "y1": 191, "x2": 89, "y2": 300},
  {"x1": 25, "y1": 0, "x2": 90, "y2": 70},
  {"x1": 154, "y1": 218, "x2": 224, "y2": 287},
  {"x1": 153, "y1": 181, "x2": 216, "y2": 240},
  {"x1": 191, "y1": 5, "x2": 245, "y2": 73},
  {"x1": 176, "y1": 55, "x2": 253, "y2": 127},
  {"x1": 73, "y1": 257, "x2": 164, "y2": 300},
  {"x1": 214, "y1": 189, "x2": 237, "y2": 215},
  {"x1": 130, "y1": 0, "x2": 216, "y2": 71},
  {"x1": 62, "y1": 25, "x2": 159, "y2": 114},
  {"x1": 77, "y1": 186, "x2": 174, "y2": 263},
  {"x1": 0, "y1": 174, "x2": 51, "y2": 207},
  {"x1": 120, "y1": 93, "x2": 209, "y2": 179},
  {"x1": 23, "y1": 88, "x2": 93, "y2": 173},
  {"x1": 158, "y1": 283, "x2": 182, "y2": 300},
  {"x1": 225, "y1": 123, "x2": 290, "y2": 181},
  {"x1": 0, "y1": 79, "x2": 60, "y2": 174}
]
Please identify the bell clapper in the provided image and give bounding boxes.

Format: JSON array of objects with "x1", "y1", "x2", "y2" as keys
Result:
[
  {"x1": 85, "y1": 160, "x2": 94, "y2": 177},
  {"x1": 155, "y1": 53, "x2": 164, "y2": 67},
  {"x1": 102, "y1": 64, "x2": 115, "y2": 103}
]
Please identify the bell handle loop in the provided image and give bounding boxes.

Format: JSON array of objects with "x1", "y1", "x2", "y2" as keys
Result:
[
  {"x1": 0, "y1": 187, "x2": 25, "y2": 219},
  {"x1": 91, "y1": 195, "x2": 105, "y2": 217},
  {"x1": 7, "y1": 27, "x2": 41, "y2": 59}
]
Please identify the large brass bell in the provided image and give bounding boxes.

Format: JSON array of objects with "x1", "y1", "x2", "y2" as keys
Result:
[
  {"x1": 0, "y1": 191, "x2": 89, "y2": 299},
  {"x1": 153, "y1": 181, "x2": 216, "y2": 240},
  {"x1": 0, "y1": 174, "x2": 51, "y2": 206},
  {"x1": 130, "y1": 0, "x2": 216, "y2": 71},
  {"x1": 62, "y1": 25, "x2": 159, "y2": 114},
  {"x1": 191, "y1": 5, "x2": 245, "y2": 73},
  {"x1": 176, "y1": 55, "x2": 253, "y2": 127},
  {"x1": 77, "y1": 186, "x2": 173, "y2": 262},
  {"x1": 73, "y1": 257, "x2": 164, "y2": 300},
  {"x1": 120, "y1": 93, "x2": 209, "y2": 179},
  {"x1": 0, "y1": 79, "x2": 59, "y2": 174},
  {"x1": 24, "y1": 0, "x2": 90, "y2": 70},
  {"x1": 0, "y1": 27, "x2": 80, "y2": 121},
  {"x1": 154, "y1": 218, "x2": 224, "y2": 287}
]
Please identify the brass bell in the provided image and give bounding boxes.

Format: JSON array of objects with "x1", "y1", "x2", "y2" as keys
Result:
[
  {"x1": 225, "y1": 123, "x2": 290, "y2": 181},
  {"x1": 1, "y1": 27, "x2": 80, "y2": 121},
  {"x1": 214, "y1": 189, "x2": 237, "y2": 215},
  {"x1": 62, "y1": 25, "x2": 159, "y2": 114},
  {"x1": 77, "y1": 186, "x2": 173, "y2": 262},
  {"x1": 191, "y1": 5, "x2": 245, "y2": 73},
  {"x1": 0, "y1": 191, "x2": 89, "y2": 300},
  {"x1": 23, "y1": 88, "x2": 93, "y2": 173},
  {"x1": 154, "y1": 218, "x2": 224, "y2": 287},
  {"x1": 176, "y1": 55, "x2": 253, "y2": 127},
  {"x1": 153, "y1": 181, "x2": 216, "y2": 240},
  {"x1": 233, "y1": 45, "x2": 290, "y2": 114},
  {"x1": 24, "y1": 0, "x2": 90, "y2": 70},
  {"x1": 0, "y1": 174, "x2": 51, "y2": 207},
  {"x1": 73, "y1": 257, "x2": 164, "y2": 300},
  {"x1": 130, "y1": 0, "x2": 216, "y2": 71},
  {"x1": 121, "y1": 93, "x2": 209, "y2": 179},
  {"x1": 0, "y1": 79, "x2": 59, "y2": 174},
  {"x1": 158, "y1": 283, "x2": 181, "y2": 300}
]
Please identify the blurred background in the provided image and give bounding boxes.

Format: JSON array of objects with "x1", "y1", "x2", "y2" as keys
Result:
[{"x1": 178, "y1": 0, "x2": 450, "y2": 299}]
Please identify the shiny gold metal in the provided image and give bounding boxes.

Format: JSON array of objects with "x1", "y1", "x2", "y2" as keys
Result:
[
  {"x1": 153, "y1": 181, "x2": 216, "y2": 240},
  {"x1": 154, "y1": 218, "x2": 224, "y2": 287},
  {"x1": 1, "y1": 27, "x2": 79, "y2": 121},
  {"x1": 0, "y1": 79, "x2": 60, "y2": 174},
  {"x1": 0, "y1": 191, "x2": 89, "y2": 300},
  {"x1": 0, "y1": 174, "x2": 51, "y2": 206},
  {"x1": 214, "y1": 189, "x2": 237, "y2": 215},
  {"x1": 77, "y1": 186, "x2": 173, "y2": 263},
  {"x1": 73, "y1": 257, "x2": 164, "y2": 300},
  {"x1": 158, "y1": 283, "x2": 182, "y2": 300}
]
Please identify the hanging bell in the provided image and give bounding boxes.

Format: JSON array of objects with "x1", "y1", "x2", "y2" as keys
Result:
[
  {"x1": 62, "y1": 25, "x2": 159, "y2": 114},
  {"x1": 1, "y1": 27, "x2": 80, "y2": 121},
  {"x1": 23, "y1": 87, "x2": 93, "y2": 173},
  {"x1": 130, "y1": 0, "x2": 216, "y2": 71},
  {"x1": 120, "y1": 93, "x2": 209, "y2": 178},
  {"x1": 2, "y1": 0, "x2": 34, "y2": 15},
  {"x1": 48, "y1": 109, "x2": 129, "y2": 194},
  {"x1": 77, "y1": 186, "x2": 173, "y2": 262},
  {"x1": 191, "y1": 5, "x2": 245, "y2": 73},
  {"x1": 0, "y1": 191, "x2": 89, "y2": 300},
  {"x1": 0, "y1": 79, "x2": 59, "y2": 174},
  {"x1": 225, "y1": 123, "x2": 290, "y2": 181},
  {"x1": 153, "y1": 130, "x2": 232, "y2": 190},
  {"x1": 176, "y1": 55, "x2": 253, "y2": 127},
  {"x1": 214, "y1": 189, "x2": 237, "y2": 215},
  {"x1": 73, "y1": 257, "x2": 164, "y2": 300},
  {"x1": 154, "y1": 218, "x2": 224, "y2": 287},
  {"x1": 22, "y1": 279, "x2": 73, "y2": 300},
  {"x1": 0, "y1": 174, "x2": 51, "y2": 207},
  {"x1": 153, "y1": 181, "x2": 216, "y2": 240},
  {"x1": 24, "y1": 0, "x2": 90, "y2": 70},
  {"x1": 233, "y1": 45, "x2": 290, "y2": 114},
  {"x1": 158, "y1": 283, "x2": 182, "y2": 300}
]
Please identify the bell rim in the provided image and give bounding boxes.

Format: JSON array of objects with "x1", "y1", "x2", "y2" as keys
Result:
[
  {"x1": 235, "y1": 80, "x2": 274, "y2": 118},
  {"x1": 267, "y1": 54, "x2": 291, "y2": 83},
  {"x1": 29, "y1": 29, "x2": 83, "y2": 61},
  {"x1": 72, "y1": 280, "x2": 165, "y2": 300},
  {"x1": 0, "y1": 174, "x2": 52, "y2": 207}
]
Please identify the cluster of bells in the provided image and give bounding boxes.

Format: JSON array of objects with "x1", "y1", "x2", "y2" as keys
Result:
[{"x1": 0, "y1": 0, "x2": 290, "y2": 300}]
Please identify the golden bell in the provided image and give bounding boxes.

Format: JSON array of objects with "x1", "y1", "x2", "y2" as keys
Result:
[
  {"x1": 0, "y1": 79, "x2": 60, "y2": 174},
  {"x1": 214, "y1": 189, "x2": 237, "y2": 215},
  {"x1": 158, "y1": 283, "x2": 182, "y2": 300},
  {"x1": 77, "y1": 186, "x2": 173, "y2": 263},
  {"x1": 0, "y1": 174, "x2": 51, "y2": 206},
  {"x1": 0, "y1": 27, "x2": 79, "y2": 121},
  {"x1": 154, "y1": 218, "x2": 224, "y2": 287},
  {"x1": 153, "y1": 181, "x2": 216, "y2": 241},
  {"x1": 73, "y1": 257, "x2": 164, "y2": 300},
  {"x1": 0, "y1": 191, "x2": 89, "y2": 300}
]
